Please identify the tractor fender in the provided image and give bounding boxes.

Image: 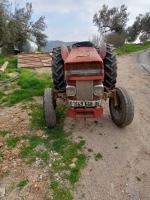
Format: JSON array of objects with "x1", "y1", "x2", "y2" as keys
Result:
[
  {"x1": 98, "y1": 42, "x2": 107, "y2": 59},
  {"x1": 61, "y1": 45, "x2": 69, "y2": 61}
]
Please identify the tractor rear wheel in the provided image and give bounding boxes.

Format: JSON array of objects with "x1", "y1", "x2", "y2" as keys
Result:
[
  {"x1": 43, "y1": 88, "x2": 56, "y2": 128},
  {"x1": 103, "y1": 44, "x2": 117, "y2": 90},
  {"x1": 52, "y1": 48, "x2": 66, "y2": 91},
  {"x1": 109, "y1": 87, "x2": 134, "y2": 128}
]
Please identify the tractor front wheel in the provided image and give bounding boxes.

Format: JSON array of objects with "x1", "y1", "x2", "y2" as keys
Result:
[
  {"x1": 109, "y1": 87, "x2": 134, "y2": 128},
  {"x1": 43, "y1": 88, "x2": 56, "y2": 128}
]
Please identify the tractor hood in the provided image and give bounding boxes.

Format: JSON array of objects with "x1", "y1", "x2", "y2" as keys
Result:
[{"x1": 65, "y1": 47, "x2": 103, "y2": 65}]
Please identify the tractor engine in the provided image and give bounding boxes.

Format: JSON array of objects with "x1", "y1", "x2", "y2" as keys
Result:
[{"x1": 63, "y1": 47, "x2": 104, "y2": 118}]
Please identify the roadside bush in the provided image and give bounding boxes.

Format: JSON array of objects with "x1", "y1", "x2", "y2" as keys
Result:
[
  {"x1": 116, "y1": 41, "x2": 150, "y2": 55},
  {"x1": 106, "y1": 32, "x2": 125, "y2": 47}
]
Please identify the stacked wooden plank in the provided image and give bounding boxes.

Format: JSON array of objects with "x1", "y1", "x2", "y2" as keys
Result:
[
  {"x1": 18, "y1": 53, "x2": 52, "y2": 68},
  {"x1": 0, "y1": 61, "x2": 9, "y2": 72}
]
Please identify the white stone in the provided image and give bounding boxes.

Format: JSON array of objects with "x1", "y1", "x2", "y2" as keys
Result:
[
  {"x1": 49, "y1": 163, "x2": 52, "y2": 168},
  {"x1": 69, "y1": 163, "x2": 76, "y2": 169},
  {"x1": 0, "y1": 188, "x2": 5, "y2": 197},
  {"x1": 72, "y1": 158, "x2": 77, "y2": 163},
  {"x1": 53, "y1": 152, "x2": 59, "y2": 156}
]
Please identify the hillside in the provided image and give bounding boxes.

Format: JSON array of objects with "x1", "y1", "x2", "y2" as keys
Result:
[
  {"x1": 43, "y1": 41, "x2": 150, "y2": 54},
  {"x1": 43, "y1": 40, "x2": 77, "y2": 52}
]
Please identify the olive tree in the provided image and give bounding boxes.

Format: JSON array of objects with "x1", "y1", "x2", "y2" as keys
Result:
[
  {"x1": 93, "y1": 4, "x2": 129, "y2": 34},
  {"x1": 127, "y1": 12, "x2": 150, "y2": 43},
  {"x1": 0, "y1": 0, "x2": 9, "y2": 47},
  {"x1": 0, "y1": 0, "x2": 47, "y2": 53}
]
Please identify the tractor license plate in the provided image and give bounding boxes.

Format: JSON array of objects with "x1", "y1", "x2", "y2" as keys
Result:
[{"x1": 69, "y1": 100, "x2": 101, "y2": 108}]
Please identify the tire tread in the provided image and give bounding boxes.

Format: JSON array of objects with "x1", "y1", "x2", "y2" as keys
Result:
[
  {"x1": 52, "y1": 48, "x2": 66, "y2": 91},
  {"x1": 103, "y1": 44, "x2": 117, "y2": 90}
]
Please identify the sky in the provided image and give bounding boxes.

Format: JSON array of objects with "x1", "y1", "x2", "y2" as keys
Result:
[{"x1": 15, "y1": 0, "x2": 150, "y2": 42}]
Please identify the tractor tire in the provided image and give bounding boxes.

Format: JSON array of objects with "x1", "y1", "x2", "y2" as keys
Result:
[
  {"x1": 52, "y1": 48, "x2": 66, "y2": 91},
  {"x1": 109, "y1": 87, "x2": 134, "y2": 128},
  {"x1": 43, "y1": 88, "x2": 56, "y2": 128},
  {"x1": 103, "y1": 44, "x2": 117, "y2": 90}
]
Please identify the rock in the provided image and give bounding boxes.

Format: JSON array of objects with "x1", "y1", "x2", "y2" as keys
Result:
[
  {"x1": 0, "y1": 111, "x2": 5, "y2": 116},
  {"x1": 69, "y1": 163, "x2": 76, "y2": 169},
  {"x1": 40, "y1": 174, "x2": 43, "y2": 179},
  {"x1": 61, "y1": 163, "x2": 65, "y2": 167},
  {"x1": 53, "y1": 173, "x2": 61, "y2": 181},
  {"x1": 42, "y1": 135, "x2": 48, "y2": 139},
  {"x1": 0, "y1": 136, "x2": 5, "y2": 143},
  {"x1": 0, "y1": 187, "x2": 5, "y2": 197},
  {"x1": 48, "y1": 163, "x2": 52, "y2": 168},
  {"x1": 72, "y1": 158, "x2": 77, "y2": 163},
  {"x1": 64, "y1": 171, "x2": 70, "y2": 176},
  {"x1": 17, "y1": 140, "x2": 29, "y2": 148},
  {"x1": 1, "y1": 165, "x2": 8, "y2": 172},
  {"x1": 12, "y1": 161, "x2": 17, "y2": 167},
  {"x1": 43, "y1": 168, "x2": 49, "y2": 173},
  {"x1": 8, "y1": 72, "x2": 19, "y2": 78},
  {"x1": 36, "y1": 130, "x2": 45, "y2": 137},
  {"x1": 54, "y1": 173, "x2": 59, "y2": 178},
  {"x1": 32, "y1": 182, "x2": 44, "y2": 192},
  {"x1": 11, "y1": 148, "x2": 20, "y2": 158},
  {"x1": 35, "y1": 144, "x2": 47, "y2": 152},
  {"x1": 34, "y1": 157, "x2": 42, "y2": 166},
  {"x1": 5, "y1": 134, "x2": 10, "y2": 139},
  {"x1": 53, "y1": 152, "x2": 59, "y2": 156},
  {"x1": 0, "y1": 143, "x2": 3, "y2": 148}
]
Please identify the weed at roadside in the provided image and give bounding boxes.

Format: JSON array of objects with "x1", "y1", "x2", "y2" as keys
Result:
[
  {"x1": 1, "y1": 68, "x2": 52, "y2": 106},
  {"x1": 17, "y1": 179, "x2": 29, "y2": 190}
]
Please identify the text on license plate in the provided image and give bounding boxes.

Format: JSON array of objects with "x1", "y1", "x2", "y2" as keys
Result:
[{"x1": 69, "y1": 100, "x2": 101, "y2": 107}]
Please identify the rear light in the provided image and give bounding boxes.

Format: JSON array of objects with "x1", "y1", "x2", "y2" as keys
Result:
[
  {"x1": 66, "y1": 85, "x2": 76, "y2": 96},
  {"x1": 94, "y1": 84, "x2": 104, "y2": 96}
]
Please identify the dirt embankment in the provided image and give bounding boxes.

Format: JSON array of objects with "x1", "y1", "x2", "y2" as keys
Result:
[
  {"x1": 138, "y1": 49, "x2": 150, "y2": 73},
  {"x1": 64, "y1": 52, "x2": 150, "y2": 200}
]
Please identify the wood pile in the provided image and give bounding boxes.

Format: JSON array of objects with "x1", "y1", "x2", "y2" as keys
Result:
[{"x1": 18, "y1": 53, "x2": 52, "y2": 68}]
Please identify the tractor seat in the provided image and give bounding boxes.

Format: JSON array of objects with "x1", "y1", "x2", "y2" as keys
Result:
[{"x1": 72, "y1": 41, "x2": 94, "y2": 48}]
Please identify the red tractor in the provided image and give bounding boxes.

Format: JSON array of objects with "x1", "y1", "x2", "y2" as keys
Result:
[{"x1": 43, "y1": 42, "x2": 134, "y2": 128}]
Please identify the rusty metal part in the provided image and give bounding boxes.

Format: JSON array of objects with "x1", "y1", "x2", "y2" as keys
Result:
[
  {"x1": 67, "y1": 107, "x2": 103, "y2": 118},
  {"x1": 61, "y1": 46, "x2": 69, "y2": 61},
  {"x1": 76, "y1": 80, "x2": 93, "y2": 101},
  {"x1": 98, "y1": 42, "x2": 107, "y2": 59},
  {"x1": 108, "y1": 89, "x2": 118, "y2": 106},
  {"x1": 65, "y1": 47, "x2": 103, "y2": 65},
  {"x1": 54, "y1": 90, "x2": 66, "y2": 101},
  {"x1": 103, "y1": 89, "x2": 116, "y2": 100}
]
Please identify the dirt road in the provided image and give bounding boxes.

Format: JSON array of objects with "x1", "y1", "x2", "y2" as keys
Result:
[{"x1": 65, "y1": 52, "x2": 150, "y2": 200}]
